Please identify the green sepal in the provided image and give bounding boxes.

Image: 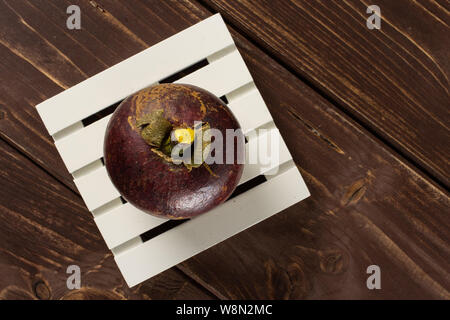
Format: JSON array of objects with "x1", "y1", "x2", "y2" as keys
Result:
[{"x1": 137, "y1": 110, "x2": 172, "y2": 147}]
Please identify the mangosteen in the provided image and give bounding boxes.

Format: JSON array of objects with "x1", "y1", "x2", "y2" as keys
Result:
[{"x1": 104, "y1": 84, "x2": 245, "y2": 219}]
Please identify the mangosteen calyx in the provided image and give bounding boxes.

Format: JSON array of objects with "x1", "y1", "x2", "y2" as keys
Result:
[
  {"x1": 136, "y1": 109, "x2": 172, "y2": 148},
  {"x1": 136, "y1": 110, "x2": 215, "y2": 176}
]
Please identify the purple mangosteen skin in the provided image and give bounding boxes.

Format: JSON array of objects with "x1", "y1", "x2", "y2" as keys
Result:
[{"x1": 104, "y1": 84, "x2": 244, "y2": 219}]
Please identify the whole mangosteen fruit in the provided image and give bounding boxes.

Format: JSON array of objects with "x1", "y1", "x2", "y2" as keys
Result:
[{"x1": 104, "y1": 84, "x2": 245, "y2": 219}]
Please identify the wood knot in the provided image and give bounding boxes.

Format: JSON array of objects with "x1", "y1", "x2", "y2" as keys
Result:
[
  {"x1": 0, "y1": 106, "x2": 6, "y2": 120},
  {"x1": 319, "y1": 250, "x2": 346, "y2": 274},
  {"x1": 33, "y1": 280, "x2": 51, "y2": 300},
  {"x1": 342, "y1": 179, "x2": 367, "y2": 206},
  {"x1": 264, "y1": 260, "x2": 291, "y2": 299}
]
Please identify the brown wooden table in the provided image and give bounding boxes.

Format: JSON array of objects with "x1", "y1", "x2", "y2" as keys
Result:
[{"x1": 0, "y1": 0, "x2": 448, "y2": 300}]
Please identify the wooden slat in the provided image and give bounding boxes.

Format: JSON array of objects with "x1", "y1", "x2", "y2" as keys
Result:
[
  {"x1": 95, "y1": 202, "x2": 166, "y2": 249},
  {"x1": 55, "y1": 115, "x2": 111, "y2": 173},
  {"x1": 205, "y1": 0, "x2": 450, "y2": 186},
  {"x1": 73, "y1": 165, "x2": 120, "y2": 211},
  {"x1": 175, "y1": 49, "x2": 252, "y2": 96},
  {"x1": 36, "y1": 14, "x2": 233, "y2": 136},
  {"x1": 227, "y1": 86, "x2": 273, "y2": 134},
  {"x1": 116, "y1": 164, "x2": 309, "y2": 287},
  {"x1": 240, "y1": 127, "x2": 291, "y2": 183}
]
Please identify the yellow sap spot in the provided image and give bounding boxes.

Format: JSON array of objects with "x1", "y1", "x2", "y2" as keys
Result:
[
  {"x1": 174, "y1": 128, "x2": 195, "y2": 144},
  {"x1": 127, "y1": 116, "x2": 137, "y2": 132}
]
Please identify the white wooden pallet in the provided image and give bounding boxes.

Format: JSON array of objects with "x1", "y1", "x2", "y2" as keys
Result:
[{"x1": 36, "y1": 14, "x2": 310, "y2": 287}]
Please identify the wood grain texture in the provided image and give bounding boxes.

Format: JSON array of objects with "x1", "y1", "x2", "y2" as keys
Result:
[
  {"x1": 0, "y1": 139, "x2": 215, "y2": 300},
  {"x1": 203, "y1": 0, "x2": 450, "y2": 187},
  {"x1": 178, "y1": 31, "x2": 450, "y2": 298},
  {"x1": 0, "y1": 0, "x2": 448, "y2": 299}
]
